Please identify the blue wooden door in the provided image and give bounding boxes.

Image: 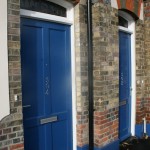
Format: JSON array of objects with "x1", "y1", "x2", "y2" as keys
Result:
[
  {"x1": 119, "y1": 31, "x2": 131, "y2": 141},
  {"x1": 21, "y1": 18, "x2": 72, "y2": 150}
]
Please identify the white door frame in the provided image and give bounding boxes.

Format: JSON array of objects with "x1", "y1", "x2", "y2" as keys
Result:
[
  {"x1": 119, "y1": 10, "x2": 136, "y2": 136},
  {"x1": 20, "y1": 1, "x2": 77, "y2": 149}
]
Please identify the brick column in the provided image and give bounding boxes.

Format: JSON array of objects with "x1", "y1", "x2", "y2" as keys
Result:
[
  {"x1": 144, "y1": 0, "x2": 150, "y2": 123},
  {"x1": 92, "y1": 2, "x2": 119, "y2": 148},
  {"x1": 74, "y1": 1, "x2": 89, "y2": 149},
  {"x1": 135, "y1": 19, "x2": 145, "y2": 124}
]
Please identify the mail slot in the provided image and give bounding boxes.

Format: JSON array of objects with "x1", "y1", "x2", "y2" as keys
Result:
[
  {"x1": 119, "y1": 100, "x2": 126, "y2": 107},
  {"x1": 40, "y1": 116, "x2": 58, "y2": 125}
]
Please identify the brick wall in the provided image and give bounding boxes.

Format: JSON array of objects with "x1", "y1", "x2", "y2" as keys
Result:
[
  {"x1": 0, "y1": 0, "x2": 24, "y2": 150},
  {"x1": 135, "y1": 19, "x2": 145, "y2": 124},
  {"x1": 116, "y1": 0, "x2": 142, "y2": 18},
  {"x1": 74, "y1": 0, "x2": 89, "y2": 147},
  {"x1": 1, "y1": 0, "x2": 150, "y2": 150},
  {"x1": 92, "y1": 2, "x2": 119, "y2": 148},
  {"x1": 144, "y1": 0, "x2": 150, "y2": 123}
]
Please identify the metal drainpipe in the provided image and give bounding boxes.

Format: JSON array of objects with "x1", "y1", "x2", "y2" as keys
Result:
[{"x1": 87, "y1": 0, "x2": 94, "y2": 150}]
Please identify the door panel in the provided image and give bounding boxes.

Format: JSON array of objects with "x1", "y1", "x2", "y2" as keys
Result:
[
  {"x1": 52, "y1": 121, "x2": 68, "y2": 150},
  {"x1": 24, "y1": 126, "x2": 47, "y2": 150},
  {"x1": 21, "y1": 18, "x2": 72, "y2": 150},
  {"x1": 119, "y1": 31, "x2": 131, "y2": 141},
  {"x1": 49, "y1": 29, "x2": 68, "y2": 113},
  {"x1": 21, "y1": 25, "x2": 45, "y2": 119}
]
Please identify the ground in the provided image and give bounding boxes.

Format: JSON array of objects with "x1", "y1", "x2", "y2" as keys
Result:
[{"x1": 120, "y1": 137, "x2": 150, "y2": 150}]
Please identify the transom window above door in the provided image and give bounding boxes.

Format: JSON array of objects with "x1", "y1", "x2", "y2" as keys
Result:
[
  {"x1": 20, "y1": 0, "x2": 67, "y2": 17},
  {"x1": 119, "y1": 16, "x2": 128, "y2": 28}
]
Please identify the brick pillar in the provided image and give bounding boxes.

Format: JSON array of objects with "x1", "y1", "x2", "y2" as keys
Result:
[
  {"x1": 135, "y1": 19, "x2": 145, "y2": 124},
  {"x1": 74, "y1": 1, "x2": 89, "y2": 149},
  {"x1": 144, "y1": 0, "x2": 150, "y2": 123},
  {"x1": 92, "y1": 2, "x2": 119, "y2": 148}
]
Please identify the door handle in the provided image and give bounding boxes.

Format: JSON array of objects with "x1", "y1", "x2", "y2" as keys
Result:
[
  {"x1": 23, "y1": 105, "x2": 31, "y2": 108},
  {"x1": 40, "y1": 116, "x2": 58, "y2": 125}
]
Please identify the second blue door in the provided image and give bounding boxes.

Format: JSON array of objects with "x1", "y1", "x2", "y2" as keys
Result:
[
  {"x1": 21, "y1": 18, "x2": 72, "y2": 150},
  {"x1": 119, "y1": 31, "x2": 131, "y2": 141}
]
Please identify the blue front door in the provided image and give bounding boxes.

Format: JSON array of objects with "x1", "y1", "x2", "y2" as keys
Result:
[
  {"x1": 119, "y1": 31, "x2": 131, "y2": 141},
  {"x1": 21, "y1": 18, "x2": 72, "y2": 150}
]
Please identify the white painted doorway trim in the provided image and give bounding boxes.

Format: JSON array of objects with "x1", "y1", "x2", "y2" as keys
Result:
[
  {"x1": 0, "y1": 0, "x2": 10, "y2": 121},
  {"x1": 119, "y1": 11, "x2": 136, "y2": 136},
  {"x1": 20, "y1": 1, "x2": 77, "y2": 150}
]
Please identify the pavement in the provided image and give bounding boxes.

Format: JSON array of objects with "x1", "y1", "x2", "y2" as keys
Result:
[{"x1": 120, "y1": 137, "x2": 150, "y2": 150}]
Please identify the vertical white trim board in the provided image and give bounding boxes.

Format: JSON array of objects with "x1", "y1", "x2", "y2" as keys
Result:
[{"x1": 0, "y1": 0, "x2": 10, "y2": 121}]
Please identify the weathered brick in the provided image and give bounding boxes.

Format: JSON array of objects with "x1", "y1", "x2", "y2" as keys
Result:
[
  {"x1": 3, "y1": 128, "x2": 11, "y2": 134},
  {"x1": 13, "y1": 138, "x2": 20, "y2": 144},
  {"x1": 3, "y1": 140, "x2": 12, "y2": 147},
  {"x1": 0, "y1": 130, "x2": 2, "y2": 135},
  {"x1": 17, "y1": 132, "x2": 23, "y2": 137},
  {"x1": 144, "y1": 1, "x2": 150, "y2": 124},
  {"x1": 11, "y1": 0, "x2": 20, "y2": 4},
  {"x1": 10, "y1": 143, "x2": 24, "y2": 150},
  {"x1": 0, "y1": 147, "x2": 8, "y2": 150},
  {"x1": 10, "y1": 108, "x2": 17, "y2": 114},
  {"x1": 0, "y1": 135, "x2": 7, "y2": 141},
  {"x1": 8, "y1": 3, "x2": 20, "y2": 10},
  {"x1": 7, "y1": 120, "x2": 22, "y2": 127},
  {"x1": 9, "y1": 133, "x2": 16, "y2": 139}
]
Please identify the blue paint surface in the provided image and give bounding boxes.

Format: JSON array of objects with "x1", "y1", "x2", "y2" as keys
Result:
[
  {"x1": 77, "y1": 140, "x2": 119, "y2": 150},
  {"x1": 119, "y1": 31, "x2": 131, "y2": 141},
  {"x1": 21, "y1": 18, "x2": 72, "y2": 150},
  {"x1": 135, "y1": 124, "x2": 150, "y2": 138},
  {"x1": 77, "y1": 145, "x2": 89, "y2": 150},
  {"x1": 94, "y1": 139, "x2": 119, "y2": 150}
]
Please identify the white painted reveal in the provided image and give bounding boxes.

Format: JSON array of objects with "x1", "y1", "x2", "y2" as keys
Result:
[
  {"x1": 0, "y1": 0, "x2": 10, "y2": 120},
  {"x1": 111, "y1": 0, "x2": 118, "y2": 9}
]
